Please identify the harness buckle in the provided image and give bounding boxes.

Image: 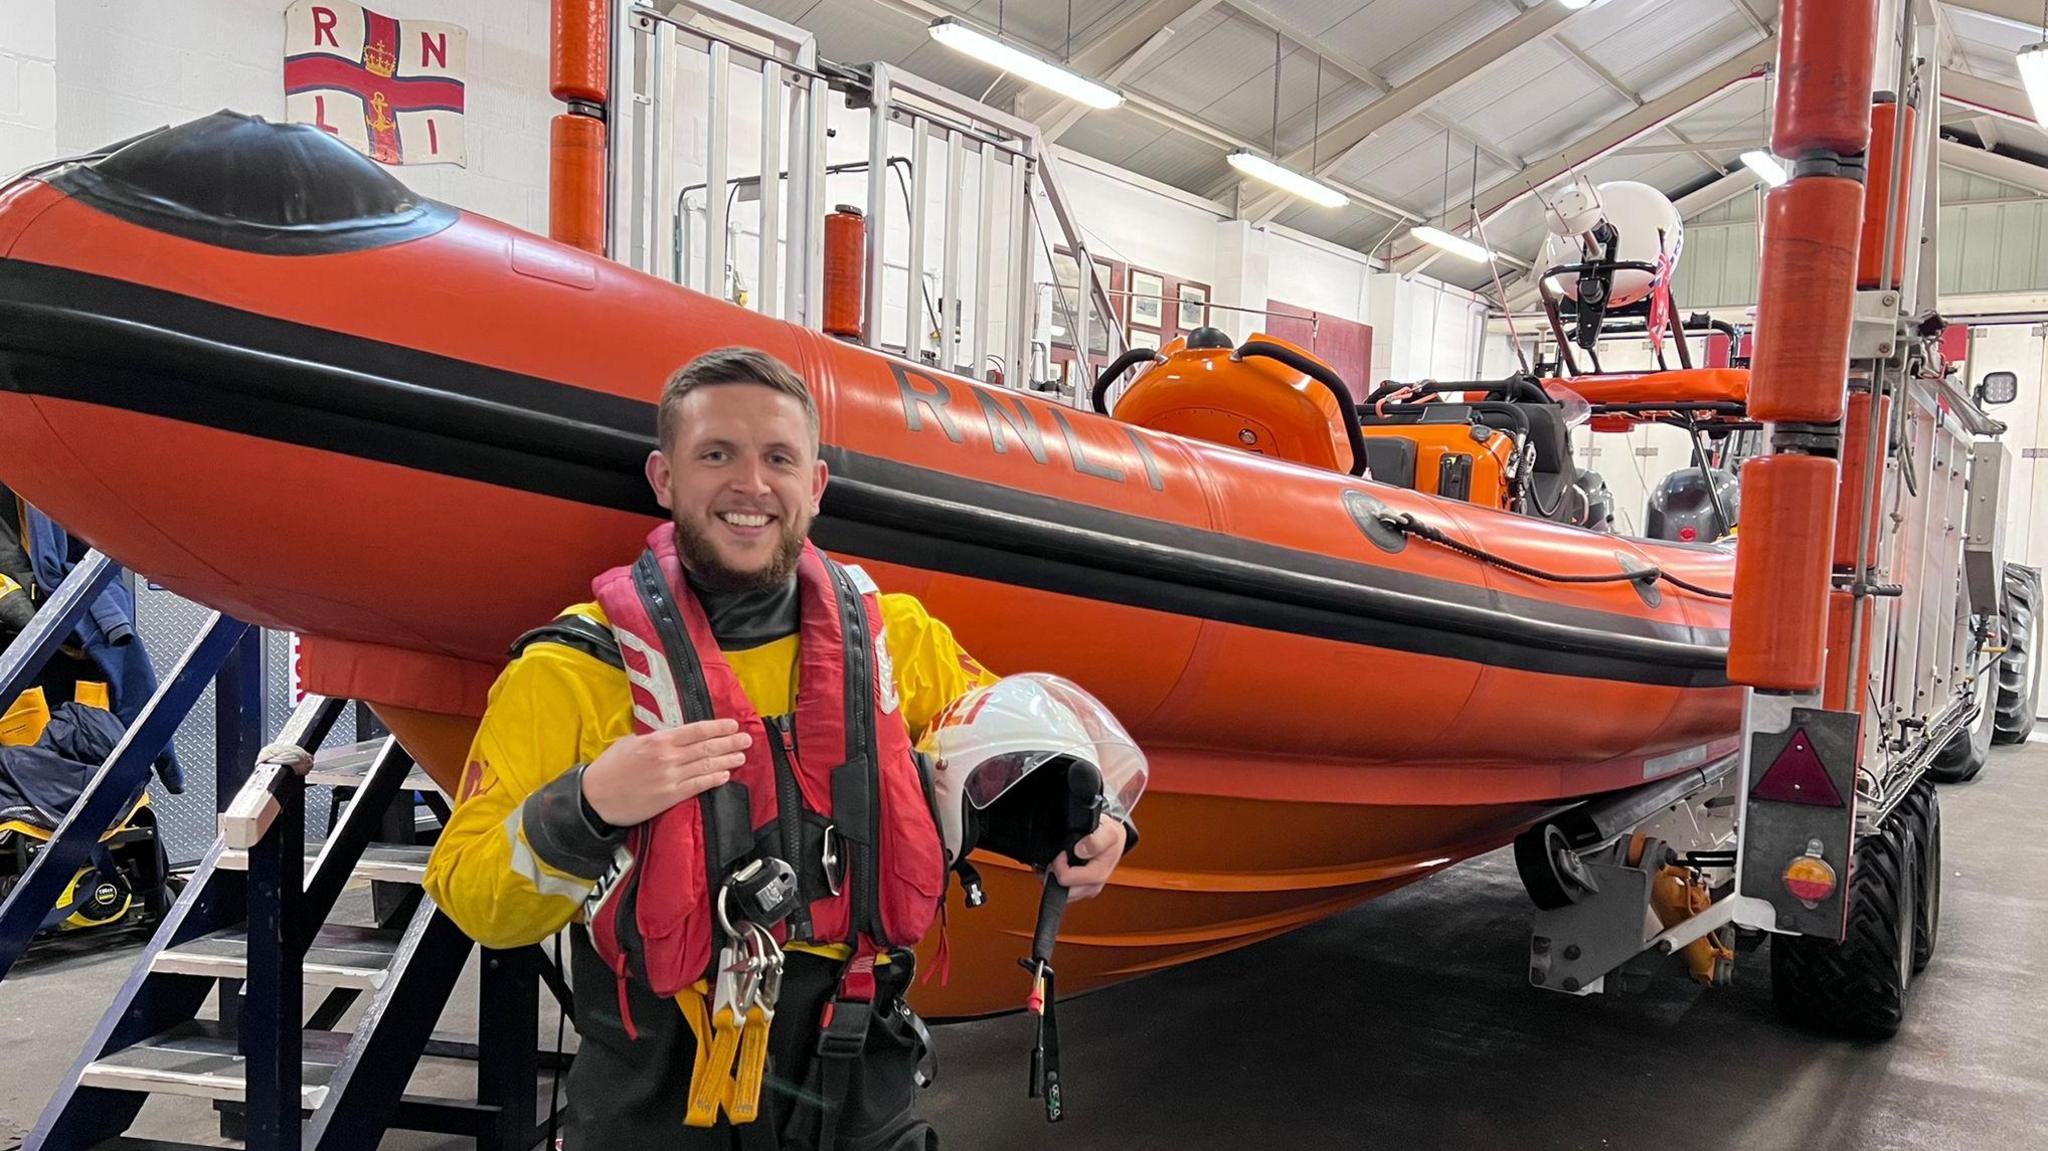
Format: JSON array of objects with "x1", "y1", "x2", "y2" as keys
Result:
[{"x1": 816, "y1": 998, "x2": 873, "y2": 1059}]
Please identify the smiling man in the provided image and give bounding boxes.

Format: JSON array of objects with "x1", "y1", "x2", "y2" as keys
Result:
[{"x1": 425, "y1": 347, "x2": 1132, "y2": 1150}]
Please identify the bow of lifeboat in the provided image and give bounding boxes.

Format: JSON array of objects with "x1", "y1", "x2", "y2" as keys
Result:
[{"x1": 0, "y1": 114, "x2": 1741, "y2": 1017}]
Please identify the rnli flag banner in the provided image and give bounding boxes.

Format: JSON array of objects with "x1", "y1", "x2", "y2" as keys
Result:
[{"x1": 283, "y1": 1, "x2": 467, "y2": 167}]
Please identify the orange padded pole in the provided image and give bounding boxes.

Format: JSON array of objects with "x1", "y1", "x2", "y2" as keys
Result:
[
  {"x1": 1831, "y1": 389, "x2": 1888, "y2": 570},
  {"x1": 549, "y1": 0, "x2": 608, "y2": 253},
  {"x1": 1822, "y1": 589, "x2": 1873, "y2": 711},
  {"x1": 550, "y1": 114, "x2": 606, "y2": 254},
  {"x1": 1728, "y1": 454, "x2": 1841, "y2": 692},
  {"x1": 1772, "y1": 0, "x2": 1878, "y2": 158},
  {"x1": 1858, "y1": 101, "x2": 1914, "y2": 290},
  {"x1": 1747, "y1": 177, "x2": 1864, "y2": 424},
  {"x1": 552, "y1": 0, "x2": 609, "y2": 105}
]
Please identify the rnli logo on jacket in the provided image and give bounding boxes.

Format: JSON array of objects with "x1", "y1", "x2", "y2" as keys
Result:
[
  {"x1": 456, "y1": 758, "x2": 495, "y2": 803},
  {"x1": 586, "y1": 844, "x2": 635, "y2": 920},
  {"x1": 283, "y1": 1, "x2": 467, "y2": 167},
  {"x1": 875, "y1": 630, "x2": 901, "y2": 715}
]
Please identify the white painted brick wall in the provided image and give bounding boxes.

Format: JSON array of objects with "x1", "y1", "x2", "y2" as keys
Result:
[
  {"x1": 32, "y1": 0, "x2": 553, "y2": 235},
  {"x1": 0, "y1": 0, "x2": 58, "y2": 177}
]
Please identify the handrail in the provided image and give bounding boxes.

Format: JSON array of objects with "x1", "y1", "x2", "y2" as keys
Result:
[
  {"x1": 0, "y1": 612, "x2": 254, "y2": 982},
  {"x1": 0, "y1": 549, "x2": 118, "y2": 716},
  {"x1": 236, "y1": 692, "x2": 346, "y2": 1151},
  {"x1": 615, "y1": 12, "x2": 1121, "y2": 390}
]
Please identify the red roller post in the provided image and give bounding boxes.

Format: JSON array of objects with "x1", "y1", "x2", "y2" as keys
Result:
[
  {"x1": 1772, "y1": 0, "x2": 1879, "y2": 158},
  {"x1": 552, "y1": 0, "x2": 609, "y2": 105},
  {"x1": 1728, "y1": 454, "x2": 1842, "y2": 692},
  {"x1": 1732, "y1": 0, "x2": 1878, "y2": 695},
  {"x1": 1858, "y1": 101, "x2": 1915, "y2": 290},
  {"x1": 550, "y1": 114, "x2": 606, "y2": 254},
  {"x1": 1831, "y1": 389, "x2": 1888, "y2": 570},
  {"x1": 549, "y1": 0, "x2": 609, "y2": 252},
  {"x1": 1747, "y1": 177, "x2": 1864, "y2": 424},
  {"x1": 1822, "y1": 589, "x2": 1873, "y2": 712}
]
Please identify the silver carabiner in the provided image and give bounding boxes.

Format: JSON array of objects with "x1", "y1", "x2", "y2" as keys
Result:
[
  {"x1": 716, "y1": 881, "x2": 741, "y2": 940},
  {"x1": 820, "y1": 823, "x2": 845, "y2": 897}
]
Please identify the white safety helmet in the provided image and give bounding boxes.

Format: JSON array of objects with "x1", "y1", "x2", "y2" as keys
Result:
[{"x1": 916, "y1": 673, "x2": 1147, "y2": 870}]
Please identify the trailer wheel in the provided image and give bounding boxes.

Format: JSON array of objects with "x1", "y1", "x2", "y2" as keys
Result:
[
  {"x1": 1514, "y1": 822, "x2": 1594, "y2": 910},
  {"x1": 1993, "y1": 564, "x2": 2040, "y2": 745},
  {"x1": 1769, "y1": 819, "x2": 1917, "y2": 1040},
  {"x1": 1898, "y1": 780, "x2": 1941, "y2": 973},
  {"x1": 1928, "y1": 664, "x2": 1996, "y2": 783}
]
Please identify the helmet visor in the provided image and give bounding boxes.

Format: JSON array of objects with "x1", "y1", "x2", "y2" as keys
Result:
[{"x1": 918, "y1": 673, "x2": 1149, "y2": 817}]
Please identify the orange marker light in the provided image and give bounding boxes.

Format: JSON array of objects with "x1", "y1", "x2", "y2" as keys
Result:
[{"x1": 1783, "y1": 840, "x2": 1837, "y2": 907}]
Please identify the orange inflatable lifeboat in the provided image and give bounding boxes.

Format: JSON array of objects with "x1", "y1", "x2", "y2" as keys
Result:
[{"x1": 0, "y1": 116, "x2": 1741, "y2": 1017}]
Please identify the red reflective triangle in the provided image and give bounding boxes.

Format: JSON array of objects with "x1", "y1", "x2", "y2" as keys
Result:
[{"x1": 1753, "y1": 727, "x2": 1845, "y2": 807}]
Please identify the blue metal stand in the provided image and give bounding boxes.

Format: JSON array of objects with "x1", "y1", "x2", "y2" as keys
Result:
[
  {"x1": 0, "y1": 550, "x2": 118, "y2": 717},
  {"x1": 21, "y1": 615, "x2": 563, "y2": 1151},
  {"x1": 0, "y1": 608, "x2": 253, "y2": 982},
  {"x1": 30, "y1": 694, "x2": 343, "y2": 1151}
]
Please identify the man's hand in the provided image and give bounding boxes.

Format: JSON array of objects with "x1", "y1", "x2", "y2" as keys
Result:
[
  {"x1": 1050, "y1": 814, "x2": 1128, "y2": 901},
  {"x1": 580, "y1": 719, "x2": 752, "y2": 828}
]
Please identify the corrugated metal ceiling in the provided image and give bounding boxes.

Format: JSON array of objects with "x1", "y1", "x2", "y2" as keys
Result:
[{"x1": 707, "y1": 0, "x2": 2048, "y2": 286}]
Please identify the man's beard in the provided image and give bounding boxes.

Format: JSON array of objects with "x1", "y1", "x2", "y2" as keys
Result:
[{"x1": 673, "y1": 512, "x2": 807, "y2": 593}]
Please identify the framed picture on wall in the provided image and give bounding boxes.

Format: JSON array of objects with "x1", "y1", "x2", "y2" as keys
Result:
[
  {"x1": 1129, "y1": 270, "x2": 1165, "y2": 330},
  {"x1": 1051, "y1": 247, "x2": 1129, "y2": 363},
  {"x1": 1178, "y1": 283, "x2": 1208, "y2": 331},
  {"x1": 1050, "y1": 250, "x2": 1081, "y2": 350},
  {"x1": 1090, "y1": 259, "x2": 1118, "y2": 356}
]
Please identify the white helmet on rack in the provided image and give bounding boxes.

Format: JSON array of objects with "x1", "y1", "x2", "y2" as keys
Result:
[{"x1": 916, "y1": 673, "x2": 1147, "y2": 871}]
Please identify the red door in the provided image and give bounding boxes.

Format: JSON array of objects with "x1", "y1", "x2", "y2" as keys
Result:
[{"x1": 1265, "y1": 299, "x2": 1374, "y2": 400}]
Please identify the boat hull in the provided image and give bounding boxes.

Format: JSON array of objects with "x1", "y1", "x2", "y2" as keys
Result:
[{"x1": 0, "y1": 124, "x2": 1745, "y2": 1015}]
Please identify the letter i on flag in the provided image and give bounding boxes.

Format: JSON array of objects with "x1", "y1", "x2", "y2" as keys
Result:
[{"x1": 283, "y1": 1, "x2": 467, "y2": 167}]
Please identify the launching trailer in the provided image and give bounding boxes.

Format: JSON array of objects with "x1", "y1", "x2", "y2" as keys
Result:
[{"x1": 1511, "y1": 0, "x2": 2026, "y2": 1037}]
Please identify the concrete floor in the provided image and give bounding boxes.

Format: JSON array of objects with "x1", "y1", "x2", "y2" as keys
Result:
[{"x1": 2, "y1": 736, "x2": 2044, "y2": 1150}]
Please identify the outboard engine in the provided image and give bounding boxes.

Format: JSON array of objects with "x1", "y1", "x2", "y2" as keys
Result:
[{"x1": 1645, "y1": 468, "x2": 1740, "y2": 543}]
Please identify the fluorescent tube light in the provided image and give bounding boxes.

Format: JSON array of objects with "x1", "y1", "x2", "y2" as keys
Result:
[
  {"x1": 928, "y1": 18, "x2": 1123, "y2": 110},
  {"x1": 1409, "y1": 225, "x2": 1491, "y2": 262},
  {"x1": 2019, "y1": 42, "x2": 2048, "y2": 124},
  {"x1": 1225, "y1": 150, "x2": 1349, "y2": 208},
  {"x1": 1740, "y1": 150, "x2": 1789, "y2": 187}
]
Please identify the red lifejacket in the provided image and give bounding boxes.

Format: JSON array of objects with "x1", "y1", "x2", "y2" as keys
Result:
[{"x1": 584, "y1": 526, "x2": 945, "y2": 1000}]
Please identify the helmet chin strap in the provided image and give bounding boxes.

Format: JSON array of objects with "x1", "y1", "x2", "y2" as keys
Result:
[
  {"x1": 1018, "y1": 770, "x2": 1108, "y2": 1126},
  {"x1": 1023, "y1": 873, "x2": 1069, "y2": 1123}
]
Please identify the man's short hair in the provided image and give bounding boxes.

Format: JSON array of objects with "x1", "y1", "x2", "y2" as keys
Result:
[{"x1": 657, "y1": 347, "x2": 820, "y2": 453}]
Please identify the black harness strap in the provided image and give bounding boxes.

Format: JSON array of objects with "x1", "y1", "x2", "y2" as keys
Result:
[
  {"x1": 508, "y1": 613, "x2": 623, "y2": 668},
  {"x1": 825, "y1": 561, "x2": 885, "y2": 946}
]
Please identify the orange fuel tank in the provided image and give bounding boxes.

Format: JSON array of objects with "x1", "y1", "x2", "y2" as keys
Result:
[{"x1": 1109, "y1": 332, "x2": 1358, "y2": 473}]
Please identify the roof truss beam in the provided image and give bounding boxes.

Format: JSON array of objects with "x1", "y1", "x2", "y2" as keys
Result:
[
  {"x1": 1230, "y1": 0, "x2": 1576, "y2": 222},
  {"x1": 1939, "y1": 135, "x2": 2048, "y2": 197},
  {"x1": 1012, "y1": 0, "x2": 1227, "y2": 141},
  {"x1": 1184, "y1": 3, "x2": 1526, "y2": 214}
]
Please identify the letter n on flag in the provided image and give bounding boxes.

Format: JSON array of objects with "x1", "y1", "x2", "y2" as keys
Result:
[{"x1": 283, "y1": 1, "x2": 467, "y2": 167}]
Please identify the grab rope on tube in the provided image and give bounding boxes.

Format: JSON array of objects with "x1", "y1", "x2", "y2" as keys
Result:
[{"x1": 1376, "y1": 510, "x2": 1735, "y2": 601}]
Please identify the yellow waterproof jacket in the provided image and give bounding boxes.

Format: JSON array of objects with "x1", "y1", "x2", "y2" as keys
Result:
[{"x1": 423, "y1": 593, "x2": 997, "y2": 951}]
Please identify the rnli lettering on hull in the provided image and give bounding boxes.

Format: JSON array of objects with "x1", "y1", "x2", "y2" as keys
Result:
[{"x1": 891, "y1": 364, "x2": 1166, "y2": 492}]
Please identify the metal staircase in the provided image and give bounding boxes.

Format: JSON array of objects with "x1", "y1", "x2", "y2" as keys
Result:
[{"x1": 30, "y1": 695, "x2": 565, "y2": 1151}]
